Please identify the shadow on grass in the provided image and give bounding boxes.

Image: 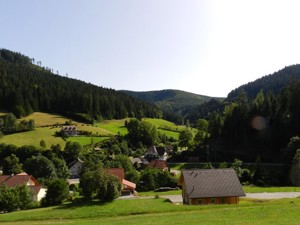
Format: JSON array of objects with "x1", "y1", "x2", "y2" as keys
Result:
[{"x1": 55, "y1": 198, "x2": 109, "y2": 210}]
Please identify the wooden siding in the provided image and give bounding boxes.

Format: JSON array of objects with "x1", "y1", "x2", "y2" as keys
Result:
[{"x1": 190, "y1": 196, "x2": 239, "y2": 205}]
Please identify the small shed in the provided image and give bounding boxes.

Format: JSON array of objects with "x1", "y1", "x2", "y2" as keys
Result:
[{"x1": 179, "y1": 168, "x2": 245, "y2": 205}]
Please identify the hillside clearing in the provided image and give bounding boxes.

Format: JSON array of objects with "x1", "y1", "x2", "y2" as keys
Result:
[
  {"x1": 0, "y1": 127, "x2": 66, "y2": 148},
  {"x1": 21, "y1": 112, "x2": 70, "y2": 127},
  {"x1": 2, "y1": 113, "x2": 184, "y2": 147}
]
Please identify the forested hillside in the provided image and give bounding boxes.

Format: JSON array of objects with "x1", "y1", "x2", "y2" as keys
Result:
[
  {"x1": 187, "y1": 64, "x2": 300, "y2": 125},
  {"x1": 227, "y1": 64, "x2": 300, "y2": 101},
  {"x1": 121, "y1": 89, "x2": 222, "y2": 122},
  {"x1": 0, "y1": 49, "x2": 163, "y2": 121}
]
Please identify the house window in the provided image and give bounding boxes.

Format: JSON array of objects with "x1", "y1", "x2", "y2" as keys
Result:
[
  {"x1": 211, "y1": 198, "x2": 216, "y2": 204},
  {"x1": 197, "y1": 199, "x2": 203, "y2": 204}
]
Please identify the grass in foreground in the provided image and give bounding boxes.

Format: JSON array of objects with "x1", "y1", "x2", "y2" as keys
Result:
[
  {"x1": 138, "y1": 186, "x2": 300, "y2": 197},
  {"x1": 1, "y1": 197, "x2": 300, "y2": 225},
  {"x1": 138, "y1": 189, "x2": 181, "y2": 196}
]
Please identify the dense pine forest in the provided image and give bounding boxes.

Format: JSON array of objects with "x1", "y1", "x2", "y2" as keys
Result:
[
  {"x1": 227, "y1": 64, "x2": 300, "y2": 101},
  {"x1": 183, "y1": 65, "x2": 300, "y2": 164},
  {"x1": 0, "y1": 49, "x2": 163, "y2": 122}
]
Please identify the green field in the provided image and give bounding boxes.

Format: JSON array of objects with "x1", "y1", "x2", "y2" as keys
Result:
[
  {"x1": 0, "y1": 127, "x2": 66, "y2": 148},
  {"x1": 143, "y1": 118, "x2": 187, "y2": 139},
  {"x1": 0, "y1": 197, "x2": 300, "y2": 225},
  {"x1": 1, "y1": 113, "x2": 185, "y2": 147},
  {"x1": 95, "y1": 119, "x2": 129, "y2": 135},
  {"x1": 67, "y1": 136, "x2": 110, "y2": 146},
  {"x1": 22, "y1": 112, "x2": 70, "y2": 127}
]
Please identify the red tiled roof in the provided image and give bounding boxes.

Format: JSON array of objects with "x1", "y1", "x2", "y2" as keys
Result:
[
  {"x1": 0, "y1": 174, "x2": 40, "y2": 187},
  {"x1": 122, "y1": 179, "x2": 136, "y2": 189},
  {"x1": 29, "y1": 186, "x2": 42, "y2": 195},
  {"x1": 149, "y1": 160, "x2": 168, "y2": 170},
  {"x1": 105, "y1": 168, "x2": 125, "y2": 181},
  {"x1": 0, "y1": 175, "x2": 10, "y2": 184}
]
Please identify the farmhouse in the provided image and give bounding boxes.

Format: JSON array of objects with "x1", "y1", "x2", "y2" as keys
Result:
[
  {"x1": 68, "y1": 158, "x2": 84, "y2": 178},
  {"x1": 0, "y1": 172, "x2": 47, "y2": 201},
  {"x1": 106, "y1": 168, "x2": 136, "y2": 196},
  {"x1": 144, "y1": 145, "x2": 168, "y2": 161},
  {"x1": 61, "y1": 125, "x2": 78, "y2": 136},
  {"x1": 179, "y1": 168, "x2": 245, "y2": 205}
]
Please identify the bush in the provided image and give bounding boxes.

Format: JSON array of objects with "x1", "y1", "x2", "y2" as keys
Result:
[
  {"x1": 80, "y1": 167, "x2": 121, "y2": 203},
  {"x1": 42, "y1": 179, "x2": 69, "y2": 206},
  {"x1": 137, "y1": 169, "x2": 177, "y2": 192},
  {"x1": 0, "y1": 185, "x2": 33, "y2": 212}
]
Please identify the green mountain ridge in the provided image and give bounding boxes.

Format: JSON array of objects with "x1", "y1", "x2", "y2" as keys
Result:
[
  {"x1": 121, "y1": 89, "x2": 223, "y2": 119},
  {"x1": 0, "y1": 49, "x2": 163, "y2": 121},
  {"x1": 227, "y1": 64, "x2": 300, "y2": 101}
]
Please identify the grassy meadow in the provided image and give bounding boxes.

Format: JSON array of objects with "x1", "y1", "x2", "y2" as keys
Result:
[
  {"x1": 0, "y1": 197, "x2": 300, "y2": 225},
  {"x1": 0, "y1": 127, "x2": 66, "y2": 148},
  {"x1": 22, "y1": 112, "x2": 69, "y2": 127},
  {"x1": 143, "y1": 118, "x2": 187, "y2": 139},
  {"x1": 1, "y1": 112, "x2": 184, "y2": 147},
  {"x1": 67, "y1": 136, "x2": 110, "y2": 146},
  {"x1": 95, "y1": 119, "x2": 129, "y2": 135}
]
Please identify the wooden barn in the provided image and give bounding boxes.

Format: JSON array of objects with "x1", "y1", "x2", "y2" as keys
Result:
[{"x1": 179, "y1": 168, "x2": 245, "y2": 205}]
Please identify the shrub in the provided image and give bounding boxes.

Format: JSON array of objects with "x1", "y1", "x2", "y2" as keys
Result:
[
  {"x1": 80, "y1": 167, "x2": 121, "y2": 203},
  {"x1": 0, "y1": 185, "x2": 33, "y2": 212},
  {"x1": 42, "y1": 179, "x2": 69, "y2": 206}
]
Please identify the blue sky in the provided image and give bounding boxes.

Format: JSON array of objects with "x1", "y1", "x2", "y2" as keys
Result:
[{"x1": 1, "y1": 0, "x2": 300, "y2": 97}]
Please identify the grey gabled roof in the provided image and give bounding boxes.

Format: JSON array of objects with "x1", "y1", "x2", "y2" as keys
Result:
[
  {"x1": 181, "y1": 168, "x2": 245, "y2": 198},
  {"x1": 145, "y1": 145, "x2": 158, "y2": 156}
]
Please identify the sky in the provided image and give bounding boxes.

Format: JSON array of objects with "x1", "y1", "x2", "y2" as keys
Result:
[{"x1": 1, "y1": 0, "x2": 300, "y2": 97}]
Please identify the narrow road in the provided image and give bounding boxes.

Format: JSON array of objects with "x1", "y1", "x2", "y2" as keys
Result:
[
  {"x1": 119, "y1": 192, "x2": 300, "y2": 203},
  {"x1": 244, "y1": 192, "x2": 300, "y2": 199},
  {"x1": 160, "y1": 192, "x2": 300, "y2": 203}
]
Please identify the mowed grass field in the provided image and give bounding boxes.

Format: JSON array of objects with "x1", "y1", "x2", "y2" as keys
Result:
[
  {"x1": 1, "y1": 197, "x2": 300, "y2": 225},
  {"x1": 1, "y1": 112, "x2": 183, "y2": 147},
  {"x1": 0, "y1": 127, "x2": 66, "y2": 148}
]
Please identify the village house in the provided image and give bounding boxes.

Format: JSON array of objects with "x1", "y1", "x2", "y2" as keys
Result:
[
  {"x1": 0, "y1": 172, "x2": 47, "y2": 201},
  {"x1": 144, "y1": 145, "x2": 168, "y2": 161},
  {"x1": 106, "y1": 168, "x2": 136, "y2": 196},
  {"x1": 178, "y1": 168, "x2": 245, "y2": 205},
  {"x1": 68, "y1": 158, "x2": 84, "y2": 178},
  {"x1": 61, "y1": 125, "x2": 78, "y2": 136}
]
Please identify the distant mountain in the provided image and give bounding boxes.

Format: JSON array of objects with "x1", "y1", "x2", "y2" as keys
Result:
[
  {"x1": 121, "y1": 89, "x2": 223, "y2": 119},
  {"x1": 227, "y1": 64, "x2": 300, "y2": 101},
  {"x1": 0, "y1": 49, "x2": 163, "y2": 121}
]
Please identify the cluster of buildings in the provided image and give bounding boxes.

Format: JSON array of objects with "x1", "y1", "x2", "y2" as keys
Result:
[{"x1": 0, "y1": 144, "x2": 245, "y2": 205}]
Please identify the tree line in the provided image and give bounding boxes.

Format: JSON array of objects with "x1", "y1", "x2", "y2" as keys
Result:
[
  {"x1": 0, "y1": 49, "x2": 163, "y2": 121},
  {"x1": 177, "y1": 81, "x2": 300, "y2": 165}
]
